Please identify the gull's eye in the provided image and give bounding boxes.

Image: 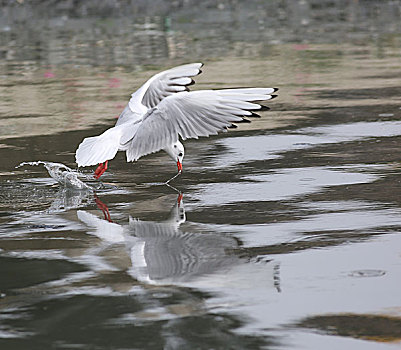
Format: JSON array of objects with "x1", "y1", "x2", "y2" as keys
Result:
[
  {"x1": 174, "y1": 145, "x2": 177, "y2": 148},
  {"x1": 178, "y1": 152, "x2": 183, "y2": 157}
]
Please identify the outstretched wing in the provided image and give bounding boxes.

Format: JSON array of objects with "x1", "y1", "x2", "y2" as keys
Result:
[
  {"x1": 128, "y1": 63, "x2": 203, "y2": 114},
  {"x1": 124, "y1": 88, "x2": 278, "y2": 161},
  {"x1": 116, "y1": 63, "x2": 203, "y2": 126},
  {"x1": 76, "y1": 63, "x2": 204, "y2": 167}
]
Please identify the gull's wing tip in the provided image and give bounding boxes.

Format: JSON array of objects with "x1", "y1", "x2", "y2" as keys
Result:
[{"x1": 196, "y1": 62, "x2": 204, "y2": 74}]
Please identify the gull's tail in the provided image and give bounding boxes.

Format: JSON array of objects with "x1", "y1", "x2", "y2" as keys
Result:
[{"x1": 75, "y1": 125, "x2": 125, "y2": 167}]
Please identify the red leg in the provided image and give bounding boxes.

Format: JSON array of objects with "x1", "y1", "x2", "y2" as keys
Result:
[
  {"x1": 94, "y1": 160, "x2": 108, "y2": 179},
  {"x1": 94, "y1": 194, "x2": 112, "y2": 222},
  {"x1": 177, "y1": 193, "x2": 183, "y2": 207},
  {"x1": 94, "y1": 163, "x2": 103, "y2": 178}
]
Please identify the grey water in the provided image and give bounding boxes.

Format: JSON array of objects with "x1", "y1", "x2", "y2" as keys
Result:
[{"x1": 1, "y1": 1, "x2": 401, "y2": 349}]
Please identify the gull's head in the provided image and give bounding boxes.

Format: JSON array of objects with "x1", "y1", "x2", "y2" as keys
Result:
[{"x1": 164, "y1": 141, "x2": 185, "y2": 172}]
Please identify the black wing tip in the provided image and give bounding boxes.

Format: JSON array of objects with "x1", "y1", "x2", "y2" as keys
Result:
[
  {"x1": 249, "y1": 112, "x2": 262, "y2": 118},
  {"x1": 227, "y1": 124, "x2": 238, "y2": 129},
  {"x1": 270, "y1": 94, "x2": 278, "y2": 100},
  {"x1": 273, "y1": 87, "x2": 279, "y2": 92},
  {"x1": 235, "y1": 118, "x2": 251, "y2": 124},
  {"x1": 259, "y1": 105, "x2": 270, "y2": 111},
  {"x1": 195, "y1": 63, "x2": 203, "y2": 76}
]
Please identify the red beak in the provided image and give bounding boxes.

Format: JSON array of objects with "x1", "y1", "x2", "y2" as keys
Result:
[{"x1": 177, "y1": 160, "x2": 183, "y2": 172}]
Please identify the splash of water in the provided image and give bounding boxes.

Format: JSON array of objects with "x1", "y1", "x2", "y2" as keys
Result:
[{"x1": 16, "y1": 161, "x2": 93, "y2": 190}]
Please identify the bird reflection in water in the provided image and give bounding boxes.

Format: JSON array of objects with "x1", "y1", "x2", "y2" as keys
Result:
[
  {"x1": 14, "y1": 161, "x2": 279, "y2": 292},
  {"x1": 79, "y1": 192, "x2": 235, "y2": 285},
  {"x1": 79, "y1": 192, "x2": 280, "y2": 293}
]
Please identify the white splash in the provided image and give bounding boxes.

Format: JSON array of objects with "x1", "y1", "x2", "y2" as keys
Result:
[{"x1": 16, "y1": 161, "x2": 93, "y2": 190}]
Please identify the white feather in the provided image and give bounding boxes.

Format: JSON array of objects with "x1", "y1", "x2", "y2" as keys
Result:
[
  {"x1": 125, "y1": 88, "x2": 276, "y2": 161},
  {"x1": 75, "y1": 126, "x2": 124, "y2": 167},
  {"x1": 128, "y1": 62, "x2": 203, "y2": 114}
]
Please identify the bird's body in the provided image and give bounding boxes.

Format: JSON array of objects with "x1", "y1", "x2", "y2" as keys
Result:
[{"x1": 75, "y1": 63, "x2": 277, "y2": 178}]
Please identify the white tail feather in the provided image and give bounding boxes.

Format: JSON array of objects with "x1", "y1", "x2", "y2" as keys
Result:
[{"x1": 75, "y1": 126, "x2": 124, "y2": 167}]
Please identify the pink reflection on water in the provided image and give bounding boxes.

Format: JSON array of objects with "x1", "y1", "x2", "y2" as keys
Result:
[
  {"x1": 108, "y1": 78, "x2": 121, "y2": 88},
  {"x1": 293, "y1": 44, "x2": 309, "y2": 51},
  {"x1": 44, "y1": 71, "x2": 55, "y2": 78}
]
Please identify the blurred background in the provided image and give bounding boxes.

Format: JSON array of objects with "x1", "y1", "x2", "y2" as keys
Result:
[
  {"x1": 1, "y1": 0, "x2": 400, "y2": 139},
  {"x1": 1, "y1": 0, "x2": 400, "y2": 66}
]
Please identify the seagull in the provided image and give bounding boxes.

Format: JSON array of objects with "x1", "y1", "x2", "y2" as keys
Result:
[{"x1": 75, "y1": 63, "x2": 278, "y2": 180}]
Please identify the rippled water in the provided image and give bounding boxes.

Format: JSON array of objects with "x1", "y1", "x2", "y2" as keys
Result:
[{"x1": 1, "y1": 1, "x2": 401, "y2": 349}]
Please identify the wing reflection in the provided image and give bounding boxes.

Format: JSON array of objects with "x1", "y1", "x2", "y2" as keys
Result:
[
  {"x1": 78, "y1": 194, "x2": 245, "y2": 286},
  {"x1": 76, "y1": 193, "x2": 281, "y2": 293}
]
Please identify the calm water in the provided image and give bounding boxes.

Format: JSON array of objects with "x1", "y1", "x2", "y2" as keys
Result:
[{"x1": 1, "y1": 1, "x2": 401, "y2": 349}]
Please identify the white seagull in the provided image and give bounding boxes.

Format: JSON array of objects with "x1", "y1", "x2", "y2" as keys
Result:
[{"x1": 75, "y1": 63, "x2": 278, "y2": 179}]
